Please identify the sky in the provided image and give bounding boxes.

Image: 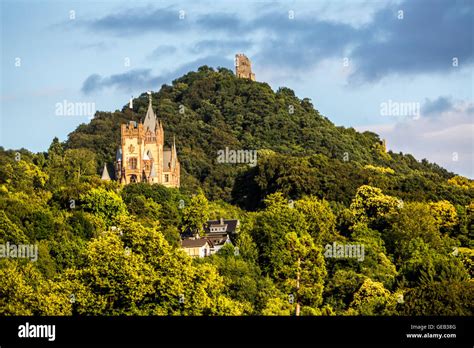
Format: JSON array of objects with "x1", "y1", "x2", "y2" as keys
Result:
[{"x1": 1, "y1": 0, "x2": 473, "y2": 177}]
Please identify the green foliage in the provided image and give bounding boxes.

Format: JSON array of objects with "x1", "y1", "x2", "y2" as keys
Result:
[
  {"x1": 401, "y1": 280, "x2": 473, "y2": 315},
  {"x1": 0, "y1": 66, "x2": 472, "y2": 316},
  {"x1": 80, "y1": 187, "x2": 128, "y2": 227},
  {"x1": 61, "y1": 67, "x2": 472, "y2": 206},
  {"x1": 295, "y1": 196, "x2": 337, "y2": 244},
  {"x1": 348, "y1": 278, "x2": 396, "y2": 315},
  {"x1": 181, "y1": 190, "x2": 210, "y2": 236},
  {"x1": 429, "y1": 200, "x2": 458, "y2": 233},
  {"x1": 273, "y1": 232, "x2": 327, "y2": 312},
  {"x1": 350, "y1": 185, "x2": 399, "y2": 227}
]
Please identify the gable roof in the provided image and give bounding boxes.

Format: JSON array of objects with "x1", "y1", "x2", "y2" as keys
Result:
[
  {"x1": 204, "y1": 219, "x2": 239, "y2": 234},
  {"x1": 181, "y1": 238, "x2": 212, "y2": 248},
  {"x1": 206, "y1": 234, "x2": 230, "y2": 247}
]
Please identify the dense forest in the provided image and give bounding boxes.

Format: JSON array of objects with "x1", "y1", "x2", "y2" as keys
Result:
[{"x1": 0, "y1": 66, "x2": 473, "y2": 315}]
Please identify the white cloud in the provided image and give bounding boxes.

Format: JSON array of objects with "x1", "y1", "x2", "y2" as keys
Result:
[{"x1": 357, "y1": 99, "x2": 474, "y2": 178}]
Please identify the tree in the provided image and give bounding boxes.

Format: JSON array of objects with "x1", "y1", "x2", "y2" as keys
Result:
[
  {"x1": 429, "y1": 200, "x2": 458, "y2": 233},
  {"x1": 63, "y1": 148, "x2": 97, "y2": 182},
  {"x1": 295, "y1": 196, "x2": 337, "y2": 244},
  {"x1": 272, "y1": 232, "x2": 327, "y2": 315},
  {"x1": 350, "y1": 185, "x2": 399, "y2": 228},
  {"x1": 350, "y1": 223, "x2": 398, "y2": 288},
  {"x1": 401, "y1": 280, "x2": 473, "y2": 316},
  {"x1": 348, "y1": 278, "x2": 397, "y2": 315},
  {"x1": 65, "y1": 230, "x2": 156, "y2": 315},
  {"x1": 250, "y1": 192, "x2": 308, "y2": 274},
  {"x1": 80, "y1": 187, "x2": 128, "y2": 227},
  {"x1": 0, "y1": 260, "x2": 72, "y2": 315},
  {"x1": 384, "y1": 202, "x2": 447, "y2": 261},
  {"x1": 181, "y1": 190, "x2": 210, "y2": 236}
]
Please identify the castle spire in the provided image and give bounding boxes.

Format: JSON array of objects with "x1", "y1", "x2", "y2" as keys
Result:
[
  {"x1": 101, "y1": 163, "x2": 111, "y2": 181},
  {"x1": 143, "y1": 92, "x2": 157, "y2": 132}
]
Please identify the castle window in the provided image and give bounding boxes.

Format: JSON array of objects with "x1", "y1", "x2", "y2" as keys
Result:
[
  {"x1": 129, "y1": 157, "x2": 137, "y2": 169},
  {"x1": 164, "y1": 174, "x2": 169, "y2": 182}
]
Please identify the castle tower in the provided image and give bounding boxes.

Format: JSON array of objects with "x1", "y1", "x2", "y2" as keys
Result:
[
  {"x1": 235, "y1": 53, "x2": 255, "y2": 81},
  {"x1": 114, "y1": 93, "x2": 180, "y2": 187}
]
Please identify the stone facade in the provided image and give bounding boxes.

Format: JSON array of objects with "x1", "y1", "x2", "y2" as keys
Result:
[
  {"x1": 113, "y1": 95, "x2": 180, "y2": 187},
  {"x1": 235, "y1": 53, "x2": 255, "y2": 81}
]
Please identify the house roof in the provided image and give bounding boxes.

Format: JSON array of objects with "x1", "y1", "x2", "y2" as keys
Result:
[
  {"x1": 181, "y1": 238, "x2": 211, "y2": 248},
  {"x1": 204, "y1": 219, "x2": 239, "y2": 234},
  {"x1": 206, "y1": 234, "x2": 230, "y2": 246}
]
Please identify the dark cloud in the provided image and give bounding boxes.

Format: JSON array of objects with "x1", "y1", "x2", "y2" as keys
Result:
[
  {"x1": 81, "y1": 56, "x2": 232, "y2": 95},
  {"x1": 88, "y1": 7, "x2": 189, "y2": 35},
  {"x1": 422, "y1": 96, "x2": 454, "y2": 115},
  {"x1": 82, "y1": 74, "x2": 103, "y2": 94},
  {"x1": 80, "y1": 0, "x2": 473, "y2": 82},
  {"x1": 349, "y1": 0, "x2": 473, "y2": 82},
  {"x1": 81, "y1": 69, "x2": 163, "y2": 94},
  {"x1": 253, "y1": 16, "x2": 360, "y2": 70},
  {"x1": 251, "y1": 0, "x2": 473, "y2": 81}
]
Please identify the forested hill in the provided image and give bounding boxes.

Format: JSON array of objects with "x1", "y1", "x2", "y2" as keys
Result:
[
  {"x1": 66, "y1": 66, "x2": 472, "y2": 207},
  {"x1": 1, "y1": 65, "x2": 473, "y2": 317}
]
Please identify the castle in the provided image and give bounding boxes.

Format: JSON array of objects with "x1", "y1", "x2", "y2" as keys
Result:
[
  {"x1": 235, "y1": 53, "x2": 255, "y2": 81},
  {"x1": 102, "y1": 94, "x2": 180, "y2": 187}
]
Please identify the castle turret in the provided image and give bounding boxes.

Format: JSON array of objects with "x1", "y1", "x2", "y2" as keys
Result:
[{"x1": 101, "y1": 163, "x2": 111, "y2": 181}]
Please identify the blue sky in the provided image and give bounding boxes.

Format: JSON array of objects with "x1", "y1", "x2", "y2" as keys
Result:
[{"x1": 1, "y1": 0, "x2": 473, "y2": 177}]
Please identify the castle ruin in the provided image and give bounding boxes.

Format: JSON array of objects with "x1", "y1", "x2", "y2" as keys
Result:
[{"x1": 235, "y1": 54, "x2": 255, "y2": 81}]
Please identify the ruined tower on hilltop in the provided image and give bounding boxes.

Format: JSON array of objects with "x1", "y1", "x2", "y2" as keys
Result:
[{"x1": 235, "y1": 54, "x2": 255, "y2": 81}]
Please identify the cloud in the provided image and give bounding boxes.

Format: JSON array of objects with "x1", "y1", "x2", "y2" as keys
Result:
[
  {"x1": 79, "y1": 0, "x2": 472, "y2": 82},
  {"x1": 349, "y1": 0, "x2": 474, "y2": 82},
  {"x1": 253, "y1": 14, "x2": 360, "y2": 70},
  {"x1": 79, "y1": 41, "x2": 110, "y2": 51},
  {"x1": 191, "y1": 39, "x2": 253, "y2": 55},
  {"x1": 81, "y1": 70, "x2": 163, "y2": 94},
  {"x1": 358, "y1": 98, "x2": 474, "y2": 178},
  {"x1": 87, "y1": 6, "x2": 189, "y2": 35},
  {"x1": 148, "y1": 45, "x2": 177, "y2": 59},
  {"x1": 81, "y1": 55, "x2": 232, "y2": 94},
  {"x1": 195, "y1": 13, "x2": 244, "y2": 32},
  {"x1": 422, "y1": 96, "x2": 454, "y2": 116}
]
